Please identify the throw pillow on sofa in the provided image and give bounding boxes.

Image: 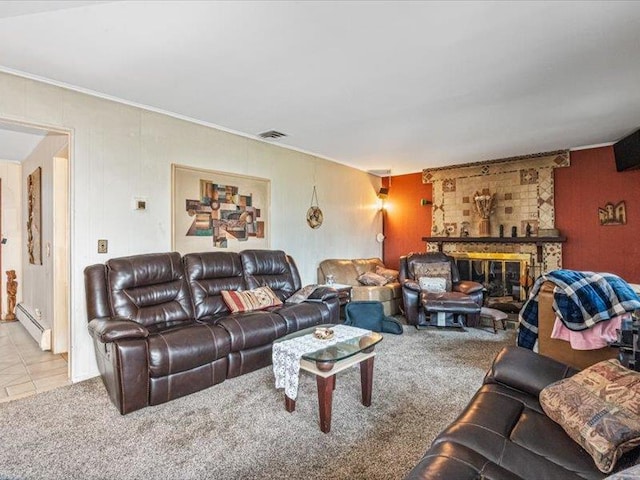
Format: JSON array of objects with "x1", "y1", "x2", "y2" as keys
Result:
[
  {"x1": 222, "y1": 286, "x2": 283, "y2": 313},
  {"x1": 540, "y1": 358, "x2": 640, "y2": 473},
  {"x1": 357, "y1": 272, "x2": 389, "y2": 287},
  {"x1": 285, "y1": 284, "x2": 318, "y2": 304},
  {"x1": 413, "y1": 262, "x2": 452, "y2": 291},
  {"x1": 375, "y1": 265, "x2": 399, "y2": 283}
]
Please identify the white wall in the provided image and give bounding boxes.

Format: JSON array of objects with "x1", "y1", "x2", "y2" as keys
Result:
[
  {"x1": 0, "y1": 160, "x2": 22, "y2": 314},
  {"x1": 0, "y1": 71, "x2": 383, "y2": 382},
  {"x1": 20, "y1": 133, "x2": 68, "y2": 335}
]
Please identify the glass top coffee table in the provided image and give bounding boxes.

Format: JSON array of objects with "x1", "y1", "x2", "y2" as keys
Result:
[{"x1": 273, "y1": 324, "x2": 383, "y2": 433}]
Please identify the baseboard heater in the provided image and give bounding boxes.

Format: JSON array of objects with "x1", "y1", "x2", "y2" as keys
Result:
[{"x1": 15, "y1": 303, "x2": 51, "y2": 351}]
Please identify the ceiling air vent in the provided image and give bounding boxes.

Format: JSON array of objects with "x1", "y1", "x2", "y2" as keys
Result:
[{"x1": 258, "y1": 130, "x2": 287, "y2": 140}]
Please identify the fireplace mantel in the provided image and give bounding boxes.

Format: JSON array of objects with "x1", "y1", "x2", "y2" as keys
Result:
[{"x1": 422, "y1": 236, "x2": 567, "y2": 262}]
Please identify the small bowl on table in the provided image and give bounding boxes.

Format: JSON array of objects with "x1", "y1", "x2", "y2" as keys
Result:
[{"x1": 313, "y1": 327, "x2": 334, "y2": 341}]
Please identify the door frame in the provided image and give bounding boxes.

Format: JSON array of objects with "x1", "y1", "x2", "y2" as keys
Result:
[{"x1": 0, "y1": 117, "x2": 73, "y2": 378}]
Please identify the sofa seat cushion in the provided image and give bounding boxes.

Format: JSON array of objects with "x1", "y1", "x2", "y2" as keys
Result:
[
  {"x1": 216, "y1": 312, "x2": 287, "y2": 351},
  {"x1": 351, "y1": 283, "x2": 399, "y2": 302},
  {"x1": 425, "y1": 383, "x2": 605, "y2": 480},
  {"x1": 147, "y1": 322, "x2": 231, "y2": 377},
  {"x1": 270, "y1": 302, "x2": 333, "y2": 334}
]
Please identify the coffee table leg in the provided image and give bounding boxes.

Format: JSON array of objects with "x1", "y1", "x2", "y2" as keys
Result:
[
  {"x1": 317, "y1": 374, "x2": 335, "y2": 433},
  {"x1": 285, "y1": 395, "x2": 296, "y2": 413},
  {"x1": 360, "y1": 356, "x2": 374, "y2": 407}
]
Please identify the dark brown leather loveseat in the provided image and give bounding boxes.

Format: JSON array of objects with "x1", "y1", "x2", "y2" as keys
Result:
[
  {"x1": 84, "y1": 249, "x2": 339, "y2": 414},
  {"x1": 405, "y1": 346, "x2": 633, "y2": 479}
]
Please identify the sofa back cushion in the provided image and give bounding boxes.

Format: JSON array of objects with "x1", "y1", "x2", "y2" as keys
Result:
[
  {"x1": 318, "y1": 259, "x2": 360, "y2": 286},
  {"x1": 240, "y1": 250, "x2": 301, "y2": 301},
  {"x1": 403, "y1": 252, "x2": 460, "y2": 284},
  {"x1": 184, "y1": 251, "x2": 245, "y2": 320},
  {"x1": 106, "y1": 252, "x2": 194, "y2": 328},
  {"x1": 353, "y1": 258, "x2": 385, "y2": 276}
]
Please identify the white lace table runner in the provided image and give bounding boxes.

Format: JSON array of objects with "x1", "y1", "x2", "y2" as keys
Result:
[{"x1": 272, "y1": 325, "x2": 371, "y2": 400}]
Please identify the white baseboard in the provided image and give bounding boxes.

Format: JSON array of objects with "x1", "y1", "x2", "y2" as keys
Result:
[{"x1": 15, "y1": 303, "x2": 51, "y2": 351}]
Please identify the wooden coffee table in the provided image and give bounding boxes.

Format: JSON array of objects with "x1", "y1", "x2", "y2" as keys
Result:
[{"x1": 273, "y1": 325, "x2": 382, "y2": 433}]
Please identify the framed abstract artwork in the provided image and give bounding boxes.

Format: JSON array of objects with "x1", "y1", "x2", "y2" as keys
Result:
[{"x1": 171, "y1": 164, "x2": 270, "y2": 252}]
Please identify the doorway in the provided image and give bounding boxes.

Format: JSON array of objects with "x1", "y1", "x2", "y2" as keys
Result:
[{"x1": 0, "y1": 119, "x2": 72, "y2": 396}]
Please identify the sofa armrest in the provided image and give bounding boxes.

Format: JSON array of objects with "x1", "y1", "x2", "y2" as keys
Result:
[
  {"x1": 306, "y1": 286, "x2": 339, "y2": 302},
  {"x1": 454, "y1": 280, "x2": 484, "y2": 295},
  {"x1": 402, "y1": 279, "x2": 421, "y2": 292},
  {"x1": 88, "y1": 317, "x2": 149, "y2": 343},
  {"x1": 484, "y1": 346, "x2": 578, "y2": 397}
]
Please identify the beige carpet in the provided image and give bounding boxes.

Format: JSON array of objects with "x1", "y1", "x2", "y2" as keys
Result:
[{"x1": 0, "y1": 325, "x2": 515, "y2": 480}]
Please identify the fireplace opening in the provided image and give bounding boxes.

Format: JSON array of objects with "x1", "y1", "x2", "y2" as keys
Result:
[{"x1": 452, "y1": 253, "x2": 534, "y2": 307}]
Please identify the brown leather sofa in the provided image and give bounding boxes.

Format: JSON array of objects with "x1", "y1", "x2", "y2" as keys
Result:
[
  {"x1": 317, "y1": 258, "x2": 401, "y2": 315},
  {"x1": 405, "y1": 346, "x2": 624, "y2": 479},
  {"x1": 537, "y1": 281, "x2": 618, "y2": 370},
  {"x1": 399, "y1": 252, "x2": 484, "y2": 328},
  {"x1": 84, "y1": 249, "x2": 339, "y2": 414}
]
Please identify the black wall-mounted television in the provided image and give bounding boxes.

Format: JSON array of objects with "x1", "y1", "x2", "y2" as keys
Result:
[{"x1": 614, "y1": 128, "x2": 640, "y2": 172}]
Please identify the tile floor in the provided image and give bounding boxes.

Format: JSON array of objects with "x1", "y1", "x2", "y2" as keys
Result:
[{"x1": 0, "y1": 320, "x2": 70, "y2": 403}]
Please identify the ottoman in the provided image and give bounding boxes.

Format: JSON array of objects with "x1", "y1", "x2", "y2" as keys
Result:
[{"x1": 421, "y1": 291, "x2": 482, "y2": 328}]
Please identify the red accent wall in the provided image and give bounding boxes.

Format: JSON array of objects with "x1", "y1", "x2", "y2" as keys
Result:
[
  {"x1": 556, "y1": 146, "x2": 640, "y2": 283},
  {"x1": 384, "y1": 146, "x2": 640, "y2": 283},
  {"x1": 382, "y1": 173, "x2": 432, "y2": 270}
]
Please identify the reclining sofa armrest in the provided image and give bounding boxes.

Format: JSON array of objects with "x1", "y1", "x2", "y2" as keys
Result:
[
  {"x1": 307, "y1": 286, "x2": 339, "y2": 302},
  {"x1": 402, "y1": 279, "x2": 421, "y2": 292},
  {"x1": 454, "y1": 280, "x2": 484, "y2": 295},
  {"x1": 484, "y1": 346, "x2": 578, "y2": 397},
  {"x1": 88, "y1": 317, "x2": 149, "y2": 343}
]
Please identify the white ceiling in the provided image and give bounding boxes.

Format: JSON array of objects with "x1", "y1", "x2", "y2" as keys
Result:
[
  {"x1": 0, "y1": 121, "x2": 47, "y2": 162},
  {"x1": 1, "y1": 1, "x2": 639, "y2": 174}
]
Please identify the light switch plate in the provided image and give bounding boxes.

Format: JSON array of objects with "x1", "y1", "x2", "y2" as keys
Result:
[{"x1": 97, "y1": 239, "x2": 108, "y2": 254}]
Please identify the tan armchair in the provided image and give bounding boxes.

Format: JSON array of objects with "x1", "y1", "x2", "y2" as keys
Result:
[{"x1": 317, "y1": 258, "x2": 401, "y2": 315}]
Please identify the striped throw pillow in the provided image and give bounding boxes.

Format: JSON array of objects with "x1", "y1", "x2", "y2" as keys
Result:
[{"x1": 221, "y1": 286, "x2": 283, "y2": 313}]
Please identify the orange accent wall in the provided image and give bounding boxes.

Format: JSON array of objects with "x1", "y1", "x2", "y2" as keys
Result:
[
  {"x1": 382, "y1": 173, "x2": 432, "y2": 270},
  {"x1": 556, "y1": 146, "x2": 640, "y2": 283}
]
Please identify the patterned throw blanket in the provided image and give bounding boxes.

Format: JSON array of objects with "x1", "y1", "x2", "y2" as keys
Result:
[{"x1": 517, "y1": 270, "x2": 640, "y2": 350}]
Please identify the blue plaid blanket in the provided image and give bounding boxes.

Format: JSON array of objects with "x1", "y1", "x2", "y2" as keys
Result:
[{"x1": 517, "y1": 270, "x2": 640, "y2": 350}]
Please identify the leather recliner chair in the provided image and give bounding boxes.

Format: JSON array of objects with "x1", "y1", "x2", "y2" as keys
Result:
[{"x1": 399, "y1": 252, "x2": 484, "y2": 328}]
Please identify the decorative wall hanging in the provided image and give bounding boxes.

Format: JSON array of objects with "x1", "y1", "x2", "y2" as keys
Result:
[
  {"x1": 27, "y1": 167, "x2": 42, "y2": 265},
  {"x1": 472, "y1": 190, "x2": 496, "y2": 237},
  {"x1": 306, "y1": 186, "x2": 323, "y2": 229},
  {"x1": 172, "y1": 164, "x2": 270, "y2": 252},
  {"x1": 598, "y1": 201, "x2": 626, "y2": 226}
]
